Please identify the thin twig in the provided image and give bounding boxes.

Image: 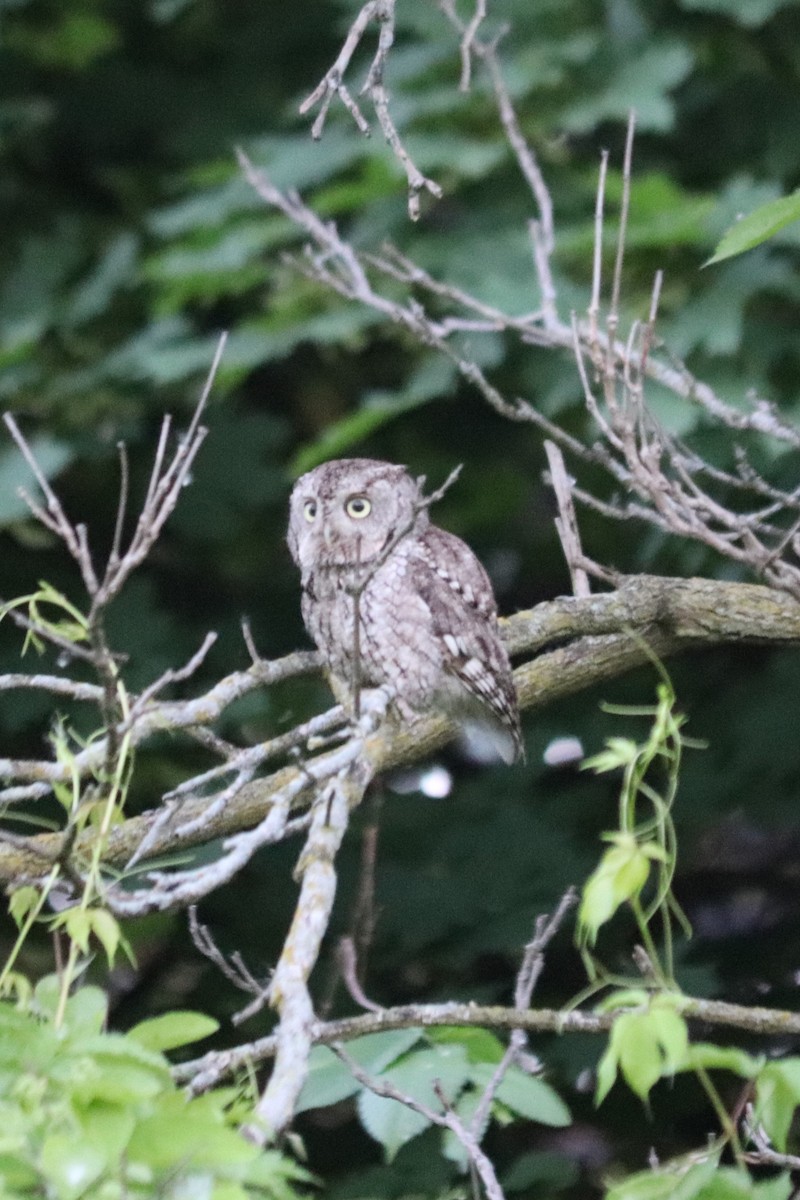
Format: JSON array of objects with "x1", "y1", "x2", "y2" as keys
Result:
[
  {"x1": 188, "y1": 906, "x2": 264, "y2": 998},
  {"x1": 331, "y1": 1043, "x2": 506, "y2": 1200},
  {"x1": 610, "y1": 111, "x2": 636, "y2": 324},
  {"x1": 470, "y1": 890, "x2": 576, "y2": 1139},
  {"x1": 298, "y1": 0, "x2": 441, "y2": 220},
  {"x1": 589, "y1": 150, "x2": 609, "y2": 347},
  {"x1": 544, "y1": 442, "x2": 591, "y2": 598},
  {"x1": 456, "y1": 0, "x2": 487, "y2": 90}
]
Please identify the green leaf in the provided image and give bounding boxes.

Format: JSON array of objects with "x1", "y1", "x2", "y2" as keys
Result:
[
  {"x1": 128, "y1": 1095, "x2": 258, "y2": 1171},
  {"x1": 297, "y1": 1029, "x2": 422, "y2": 1114},
  {"x1": 707, "y1": 191, "x2": 800, "y2": 264},
  {"x1": 78, "y1": 1032, "x2": 172, "y2": 1073},
  {"x1": 8, "y1": 886, "x2": 40, "y2": 927},
  {"x1": 76, "y1": 1104, "x2": 136, "y2": 1167},
  {"x1": 597, "y1": 1003, "x2": 690, "y2": 1105},
  {"x1": 12, "y1": 11, "x2": 120, "y2": 70},
  {"x1": 86, "y1": 910, "x2": 121, "y2": 967},
  {"x1": 563, "y1": 41, "x2": 694, "y2": 134},
  {"x1": 39, "y1": 1134, "x2": 106, "y2": 1199},
  {"x1": 127, "y1": 1011, "x2": 220, "y2": 1053},
  {"x1": 64, "y1": 1035, "x2": 171, "y2": 1105},
  {"x1": 60, "y1": 908, "x2": 92, "y2": 954},
  {"x1": 32, "y1": 973, "x2": 61, "y2": 1020},
  {"x1": 695, "y1": 1168, "x2": 792, "y2": 1200},
  {"x1": 426, "y1": 1025, "x2": 505, "y2": 1064},
  {"x1": 594, "y1": 988, "x2": 650, "y2": 1014},
  {"x1": 67, "y1": 232, "x2": 138, "y2": 326},
  {"x1": 0, "y1": 1154, "x2": 38, "y2": 1192},
  {"x1": 239, "y1": 1149, "x2": 319, "y2": 1194},
  {"x1": 755, "y1": 1058, "x2": 800, "y2": 1151},
  {"x1": 579, "y1": 835, "x2": 652, "y2": 943},
  {"x1": 68, "y1": 1061, "x2": 166, "y2": 1106},
  {"x1": 680, "y1": 1043, "x2": 761, "y2": 1079},
  {"x1": 296, "y1": 1046, "x2": 362, "y2": 1113},
  {"x1": 442, "y1": 1087, "x2": 483, "y2": 1170},
  {"x1": 356, "y1": 1043, "x2": 470, "y2": 1160},
  {"x1": 63, "y1": 986, "x2": 108, "y2": 1036},
  {"x1": 605, "y1": 1155, "x2": 719, "y2": 1200},
  {"x1": 292, "y1": 353, "x2": 456, "y2": 474},
  {"x1": 582, "y1": 738, "x2": 640, "y2": 773},
  {"x1": 502, "y1": 1149, "x2": 579, "y2": 1193},
  {"x1": 646, "y1": 1002, "x2": 689, "y2": 1074},
  {"x1": 292, "y1": 395, "x2": 431, "y2": 475},
  {"x1": 616, "y1": 1013, "x2": 664, "y2": 1101},
  {"x1": 357, "y1": 1086, "x2": 431, "y2": 1164},
  {"x1": 747, "y1": 1174, "x2": 793, "y2": 1200},
  {"x1": 595, "y1": 1038, "x2": 621, "y2": 1107},
  {"x1": 470, "y1": 1064, "x2": 571, "y2": 1126}
]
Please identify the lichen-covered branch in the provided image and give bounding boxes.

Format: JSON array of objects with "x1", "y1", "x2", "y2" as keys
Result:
[
  {"x1": 1, "y1": 575, "x2": 797, "y2": 889},
  {"x1": 174, "y1": 991, "x2": 800, "y2": 1094}
]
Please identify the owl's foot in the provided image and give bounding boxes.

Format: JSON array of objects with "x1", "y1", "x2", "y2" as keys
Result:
[{"x1": 353, "y1": 685, "x2": 392, "y2": 738}]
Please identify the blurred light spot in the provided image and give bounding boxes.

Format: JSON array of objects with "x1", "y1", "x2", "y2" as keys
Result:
[
  {"x1": 543, "y1": 736, "x2": 584, "y2": 767},
  {"x1": 575, "y1": 1069, "x2": 594, "y2": 1094},
  {"x1": 388, "y1": 764, "x2": 452, "y2": 798},
  {"x1": 419, "y1": 765, "x2": 452, "y2": 798},
  {"x1": 458, "y1": 721, "x2": 514, "y2": 765}
]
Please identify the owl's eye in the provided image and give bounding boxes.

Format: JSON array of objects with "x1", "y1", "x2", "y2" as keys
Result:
[
  {"x1": 345, "y1": 495, "x2": 371, "y2": 519},
  {"x1": 303, "y1": 500, "x2": 318, "y2": 522}
]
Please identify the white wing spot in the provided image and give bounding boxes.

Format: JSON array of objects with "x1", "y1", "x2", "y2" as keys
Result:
[{"x1": 443, "y1": 633, "x2": 461, "y2": 657}]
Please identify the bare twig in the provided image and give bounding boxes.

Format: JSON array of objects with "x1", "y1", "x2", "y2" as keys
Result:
[
  {"x1": 544, "y1": 442, "x2": 591, "y2": 598},
  {"x1": 455, "y1": 0, "x2": 487, "y2": 90},
  {"x1": 470, "y1": 890, "x2": 576, "y2": 1139},
  {"x1": 0, "y1": 674, "x2": 103, "y2": 701},
  {"x1": 298, "y1": 0, "x2": 441, "y2": 220},
  {"x1": 332, "y1": 1043, "x2": 506, "y2": 1200},
  {"x1": 743, "y1": 1110, "x2": 800, "y2": 1170},
  {"x1": 188, "y1": 905, "x2": 264, "y2": 999},
  {"x1": 610, "y1": 111, "x2": 636, "y2": 325},
  {"x1": 130, "y1": 632, "x2": 218, "y2": 716},
  {"x1": 336, "y1": 935, "x2": 383, "y2": 1013}
]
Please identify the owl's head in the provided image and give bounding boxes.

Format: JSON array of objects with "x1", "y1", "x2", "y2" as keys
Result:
[{"x1": 288, "y1": 458, "x2": 426, "y2": 571}]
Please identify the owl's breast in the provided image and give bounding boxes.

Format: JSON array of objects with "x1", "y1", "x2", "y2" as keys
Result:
[{"x1": 301, "y1": 555, "x2": 441, "y2": 705}]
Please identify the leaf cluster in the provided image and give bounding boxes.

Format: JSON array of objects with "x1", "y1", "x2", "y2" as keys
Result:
[
  {"x1": 0, "y1": 976, "x2": 312, "y2": 1200},
  {"x1": 299, "y1": 1026, "x2": 569, "y2": 1163}
]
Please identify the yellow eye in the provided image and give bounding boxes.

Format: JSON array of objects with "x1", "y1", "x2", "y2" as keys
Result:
[
  {"x1": 303, "y1": 500, "x2": 317, "y2": 522},
  {"x1": 346, "y1": 496, "x2": 371, "y2": 519}
]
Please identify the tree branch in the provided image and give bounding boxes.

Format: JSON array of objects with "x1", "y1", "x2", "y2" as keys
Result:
[
  {"x1": 174, "y1": 991, "x2": 800, "y2": 1094},
  {"x1": 1, "y1": 575, "x2": 798, "y2": 887}
]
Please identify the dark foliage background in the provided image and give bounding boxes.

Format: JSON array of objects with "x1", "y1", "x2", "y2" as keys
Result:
[{"x1": 3, "y1": 0, "x2": 800, "y2": 1194}]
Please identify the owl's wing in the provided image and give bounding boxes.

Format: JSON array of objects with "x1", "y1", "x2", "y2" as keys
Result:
[{"x1": 410, "y1": 526, "x2": 522, "y2": 761}]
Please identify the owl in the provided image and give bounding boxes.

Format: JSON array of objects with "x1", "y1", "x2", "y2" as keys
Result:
[{"x1": 287, "y1": 458, "x2": 522, "y2": 764}]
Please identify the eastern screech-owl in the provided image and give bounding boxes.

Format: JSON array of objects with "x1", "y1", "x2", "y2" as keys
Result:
[{"x1": 287, "y1": 458, "x2": 522, "y2": 763}]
